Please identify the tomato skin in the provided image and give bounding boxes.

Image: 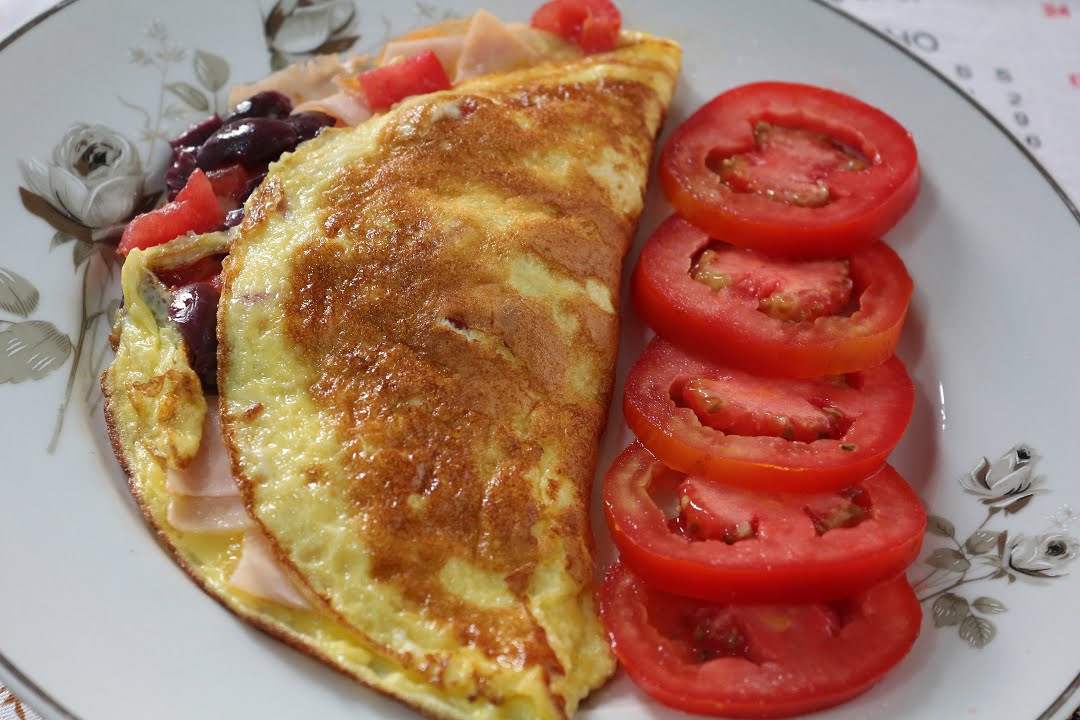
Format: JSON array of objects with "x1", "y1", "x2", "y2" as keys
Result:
[
  {"x1": 632, "y1": 214, "x2": 913, "y2": 378},
  {"x1": 205, "y1": 163, "x2": 253, "y2": 203},
  {"x1": 357, "y1": 50, "x2": 451, "y2": 112},
  {"x1": 623, "y1": 338, "x2": 914, "y2": 492},
  {"x1": 530, "y1": 0, "x2": 621, "y2": 52},
  {"x1": 604, "y1": 442, "x2": 925, "y2": 604},
  {"x1": 600, "y1": 562, "x2": 921, "y2": 719},
  {"x1": 119, "y1": 169, "x2": 224, "y2": 254},
  {"x1": 660, "y1": 82, "x2": 920, "y2": 259}
]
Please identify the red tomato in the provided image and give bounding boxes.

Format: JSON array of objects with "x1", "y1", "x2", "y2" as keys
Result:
[
  {"x1": 530, "y1": 0, "x2": 621, "y2": 53},
  {"x1": 119, "y1": 169, "x2": 224, "y2": 254},
  {"x1": 604, "y1": 442, "x2": 925, "y2": 604},
  {"x1": 205, "y1": 163, "x2": 253, "y2": 203},
  {"x1": 632, "y1": 214, "x2": 913, "y2": 378},
  {"x1": 660, "y1": 82, "x2": 920, "y2": 258},
  {"x1": 600, "y1": 561, "x2": 921, "y2": 718},
  {"x1": 357, "y1": 50, "x2": 451, "y2": 112},
  {"x1": 623, "y1": 338, "x2": 914, "y2": 492}
]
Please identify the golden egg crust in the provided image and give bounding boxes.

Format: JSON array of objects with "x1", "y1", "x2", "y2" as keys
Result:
[{"x1": 106, "y1": 32, "x2": 679, "y2": 720}]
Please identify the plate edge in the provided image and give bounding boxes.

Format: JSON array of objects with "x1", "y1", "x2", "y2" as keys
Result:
[
  {"x1": 0, "y1": 0, "x2": 77, "y2": 53},
  {"x1": 809, "y1": 0, "x2": 1080, "y2": 227},
  {"x1": 812, "y1": 4, "x2": 1080, "y2": 718}
]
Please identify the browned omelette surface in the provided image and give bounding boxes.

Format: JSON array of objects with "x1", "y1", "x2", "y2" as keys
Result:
[{"x1": 219, "y1": 35, "x2": 679, "y2": 718}]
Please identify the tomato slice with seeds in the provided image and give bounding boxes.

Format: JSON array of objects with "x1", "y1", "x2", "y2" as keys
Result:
[
  {"x1": 660, "y1": 82, "x2": 920, "y2": 258},
  {"x1": 600, "y1": 562, "x2": 922, "y2": 719},
  {"x1": 632, "y1": 214, "x2": 913, "y2": 378},
  {"x1": 623, "y1": 338, "x2": 913, "y2": 492},
  {"x1": 604, "y1": 442, "x2": 925, "y2": 604}
]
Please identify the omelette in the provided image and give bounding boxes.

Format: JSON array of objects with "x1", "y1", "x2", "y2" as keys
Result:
[{"x1": 103, "y1": 19, "x2": 679, "y2": 720}]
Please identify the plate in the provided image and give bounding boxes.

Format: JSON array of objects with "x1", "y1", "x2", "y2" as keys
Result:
[{"x1": 1, "y1": 1, "x2": 1079, "y2": 718}]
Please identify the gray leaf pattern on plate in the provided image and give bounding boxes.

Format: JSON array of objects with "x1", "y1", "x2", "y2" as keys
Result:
[{"x1": 915, "y1": 444, "x2": 1078, "y2": 648}]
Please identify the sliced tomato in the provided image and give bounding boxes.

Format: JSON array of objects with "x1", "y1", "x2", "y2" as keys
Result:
[
  {"x1": 119, "y1": 169, "x2": 224, "y2": 254},
  {"x1": 600, "y1": 562, "x2": 921, "y2": 718},
  {"x1": 357, "y1": 50, "x2": 452, "y2": 112},
  {"x1": 623, "y1": 338, "x2": 913, "y2": 492},
  {"x1": 660, "y1": 82, "x2": 919, "y2": 258},
  {"x1": 530, "y1": 0, "x2": 621, "y2": 53},
  {"x1": 604, "y1": 442, "x2": 925, "y2": 604},
  {"x1": 632, "y1": 214, "x2": 913, "y2": 378}
]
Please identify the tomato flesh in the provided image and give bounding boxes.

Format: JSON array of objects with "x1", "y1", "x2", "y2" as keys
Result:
[
  {"x1": 623, "y1": 338, "x2": 914, "y2": 492},
  {"x1": 681, "y1": 377, "x2": 847, "y2": 442},
  {"x1": 691, "y1": 244, "x2": 853, "y2": 322},
  {"x1": 632, "y1": 215, "x2": 913, "y2": 378},
  {"x1": 715, "y1": 122, "x2": 868, "y2": 208},
  {"x1": 205, "y1": 163, "x2": 254, "y2": 204},
  {"x1": 530, "y1": 0, "x2": 621, "y2": 53},
  {"x1": 119, "y1": 169, "x2": 224, "y2": 254},
  {"x1": 660, "y1": 82, "x2": 920, "y2": 258},
  {"x1": 357, "y1": 50, "x2": 452, "y2": 112},
  {"x1": 600, "y1": 562, "x2": 922, "y2": 718},
  {"x1": 603, "y1": 442, "x2": 926, "y2": 603}
]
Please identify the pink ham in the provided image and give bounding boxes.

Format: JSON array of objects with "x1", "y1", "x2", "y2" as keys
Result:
[
  {"x1": 379, "y1": 34, "x2": 467, "y2": 73},
  {"x1": 167, "y1": 494, "x2": 253, "y2": 534},
  {"x1": 454, "y1": 9, "x2": 539, "y2": 83},
  {"x1": 228, "y1": 54, "x2": 369, "y2": 108},
  {"x1": 166, "y1": 400, "x2": 238, "y2": 497},
  {"x1": 228, "y1": 531, "x2": 312, "y2": 610},
  {"x1": 295, "y1": 90, "x2": 372, "y2": 127}
]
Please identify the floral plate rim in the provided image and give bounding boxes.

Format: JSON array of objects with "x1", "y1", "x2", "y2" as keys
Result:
[{"x1": 1, "y1": 1, "x2": 1080, "y2": 719}]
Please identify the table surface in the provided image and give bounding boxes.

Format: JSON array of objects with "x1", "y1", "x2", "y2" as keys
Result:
[{"x1": 1, "y1": 1, "x2": 1078, "y2": 719}]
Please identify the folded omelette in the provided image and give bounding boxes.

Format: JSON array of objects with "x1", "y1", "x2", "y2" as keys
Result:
[{"x1": 103, "y1": 29, "x2": 679, "y2": 719}]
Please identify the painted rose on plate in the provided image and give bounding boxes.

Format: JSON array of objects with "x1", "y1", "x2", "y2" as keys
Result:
[
  {"x1": 264, "y1": 0, "x2": 359, "y2": 70},
  {"x1": 19, "y1": 124, "x2": 143, "y2": 234}
]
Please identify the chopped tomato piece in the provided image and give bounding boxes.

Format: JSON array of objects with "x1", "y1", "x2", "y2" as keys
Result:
[
  {"x1": 119, "y1": 169, "x2": 224, "y2": 254},
  {"x1": 632, "y1": 215, "x2": 913, "y2": 378},
  {"x1": 531, "y1": 0, "x2": 621, "y2": 53},
  {"x1": 205, "y1": 164, "x2": 253, "y2": 203},
  {"x1": 660, "y1": 82, "x2": 920, "y2": 258},
  {"x1": 604, "y1": 442, "x2": 926, "y2": 604},
  {"x1": 357, "y1": 50, "x2": 452, "y2": 112},
  {"x1": 600, "y1": 562, "x2": 922, "y2": 718},
  {"x1": 623, "y1": 338, "x2": 914, "y2": 492}
]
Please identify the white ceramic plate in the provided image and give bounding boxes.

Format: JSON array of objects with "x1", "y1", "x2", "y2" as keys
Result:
[{"x1": 2, "y1": 1, "x2": 1079, "y2": 718}]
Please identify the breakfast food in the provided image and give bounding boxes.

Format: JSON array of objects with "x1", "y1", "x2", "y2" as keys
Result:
[
  {"x1": 598, "y1": 81, "x2": 924, "y2": 718},
  {"x1": 102, "y1": 6, "x2": 679, "y2": 718}
]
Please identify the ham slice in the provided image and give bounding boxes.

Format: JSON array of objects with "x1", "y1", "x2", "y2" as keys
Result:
[
  {"x1": 228, "y1": 54, "x2": 369, "y2": 108},
  {"x1": 295, "y1": 91, "x2": 372, "y2": 127},
  {"x1": 228, "y1": 531, "x2": 312, "y2": 610},
  {"x1": 162, "y1": 399, "x2": 311, "y2": 609},
  {"x1": 166, "y1": 400, "x2": 238, "y2": 497},
  {"x1": 380, "y1": 34, "x2": 467, "y2": 73},
  {"x1": 454, "y1": 9, "x2": 539, "y2": 83},
  {"x1": 167, "y1": 494, "x2": 253, "y2": 533}
]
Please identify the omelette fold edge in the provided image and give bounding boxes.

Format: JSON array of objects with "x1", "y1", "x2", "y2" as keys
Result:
[{"x1": 104, "y1": 31, "x2": 680, "y2": 720}]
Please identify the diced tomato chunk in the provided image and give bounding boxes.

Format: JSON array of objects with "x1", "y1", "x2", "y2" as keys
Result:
[
  {"x1": 531, "y1": 0, "x2": 621, "y2": 53},
  {"x1": 357, "y1": 51, "x2": 452, "y2": 112},
  {"x1": 205, "y1": 164, "x2": 252, "y2": 203},
  {"x1": 119, "y1": 169, "x2": 225, "y2": 254}
]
